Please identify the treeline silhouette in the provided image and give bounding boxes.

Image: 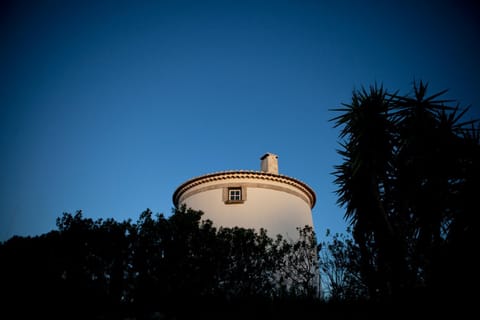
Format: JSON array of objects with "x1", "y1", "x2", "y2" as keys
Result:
[
  {"x1": 1, "y1": 206, "x2": 321, "y2": 319},
  {"x1": 328, "y1": 81, "x2": 478, "y2": 313},
  {"x1": 1, "y1": 81, "x2": 477, "y2": 319}
]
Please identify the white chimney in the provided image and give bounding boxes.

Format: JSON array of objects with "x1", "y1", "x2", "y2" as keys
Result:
[{"x1": 260, "y1": 153, "x2": 279, "y2": 174}]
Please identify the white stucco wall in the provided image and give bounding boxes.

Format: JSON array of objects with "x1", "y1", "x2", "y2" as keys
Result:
[{"x1": 177, "y1": 175, "x2": 314, "y2": 240}]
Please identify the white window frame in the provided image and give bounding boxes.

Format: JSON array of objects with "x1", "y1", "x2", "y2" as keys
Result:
[
  {"x1": 228, "y1": 188, "x2": 242, "y2": 201},
  {"x1": 223, "y1": 186, "x2": 246, "y2": 204}
]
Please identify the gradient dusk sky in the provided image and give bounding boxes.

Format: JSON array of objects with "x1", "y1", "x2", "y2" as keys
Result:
[{"x1": 1, "y1": 0, "x2": 479, "y2": 242}]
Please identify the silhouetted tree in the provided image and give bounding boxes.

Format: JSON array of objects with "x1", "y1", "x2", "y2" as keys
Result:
[
  {"x1": 278, "y1": 225, "x2": 320, "y2": 298},
  {"x1": 331, "y1": 84, "x2": 405, "y2": 299},
  {"x1": 331, "y1": 80, "x2": 479, "y2": 305},
  {"x1": 391, "y1": 82, "x2": 479, "y2": 306},
  {"x1": 0, "y1": 206, "x2": 321, "y2": 318},
  {"x1": 319, "y1": 229, "x2": 368, "y2": 301}
]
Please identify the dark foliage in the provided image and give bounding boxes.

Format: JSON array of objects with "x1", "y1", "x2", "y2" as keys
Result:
[
  {"x1": 331, "y1": 81, "x2": 479, "y2": 310},
  {"x1": 319, "y1": 228, "x2": 368, "y2": 302},
  {"x1": 0, "y1": 206, "x2": 319, "y2": 319}
]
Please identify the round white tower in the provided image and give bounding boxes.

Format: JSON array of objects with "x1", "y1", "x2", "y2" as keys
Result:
[{"x1": 172, "y1": 153, "x2": 316, "y2": 240}]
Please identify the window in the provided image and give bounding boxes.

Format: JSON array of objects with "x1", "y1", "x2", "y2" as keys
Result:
[
  {"x1": 228, "y1": 188, "x2": 242, "y2": 201},
  {"x1": 223, "y1": 186, "x2": 246, "y2": 204}
]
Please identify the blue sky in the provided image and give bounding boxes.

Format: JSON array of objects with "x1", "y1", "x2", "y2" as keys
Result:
[{"x1": 1, "y1": 0, "x2": 479, "y2": 243}]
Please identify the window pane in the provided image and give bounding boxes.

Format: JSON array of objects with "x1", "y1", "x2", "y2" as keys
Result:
[{"x1": 229, "y1": 188, "x2": 241, "y2": 200}]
